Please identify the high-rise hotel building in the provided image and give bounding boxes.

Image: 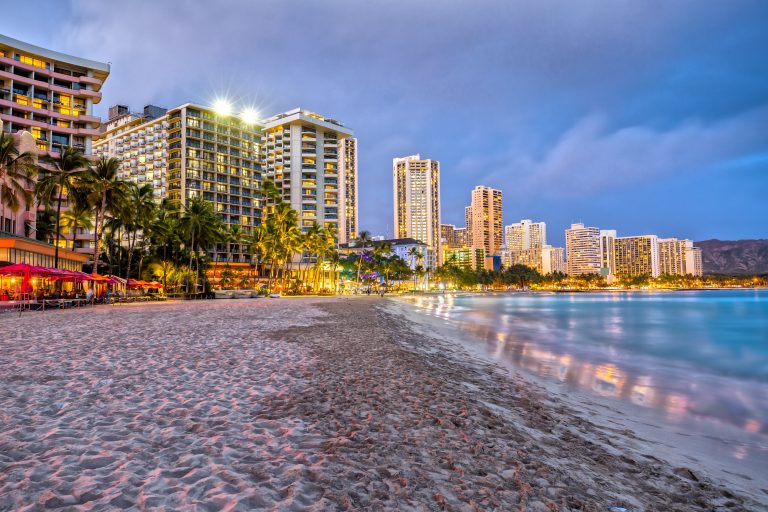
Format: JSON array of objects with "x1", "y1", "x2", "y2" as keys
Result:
[
  {"x1": 505, "y1": 219, "x2": 546, "y2": 269},
  {"x1": 565, "y1": 223, "x2": 601, "y2": 276},
  {"x1": 467, "y1": 186, "x2": 503, "y2": 267},
  {"x1": 505, "y1": 219, "x2": 546, "y2": 254},
  {"x1": 393, "y1": 155, "x2": 441, "y2": 268},
  {"x1": 94, "y1": 105, "x2": 169, "y2": 200},
  {"x1": 339, "y1": 137, "x2": 358, "y2": 244},
  {"x1": 262, "y1": 109, "x2": 354, "y2": 244},
  {"x1": 94, "y1": 103, "x2": 263, "y2": 264},
  {"x1": 658, "y1": 238, "x2": 703, "y2": 276},
  {"x1": 0, "y1": 34, "x2": 109, "y2": 252},
  {"x1": 0, "y1": 34, "x2": 109, "y2": 155},
  {"x1": 599, "y1": 229, "x2": 617, "y2": 277},
  {"x1": 614, "y1": 235, "x2": 660, "y2": 278},
  {"x1": 541, "y1": 246, "x2": 566, "y2": 274}
]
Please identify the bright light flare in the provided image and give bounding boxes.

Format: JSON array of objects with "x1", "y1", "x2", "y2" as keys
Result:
[
  {"x1": 213, "y1": 98, "x2": 232, "y2": 116},
  {"x1": 240, "y1": 108, "x2": 259, "y2": 124}
]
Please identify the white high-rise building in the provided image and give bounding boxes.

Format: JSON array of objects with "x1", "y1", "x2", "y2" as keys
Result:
[
  {"x1": 262, "y1": 108, "x2": 354, "y2": 240},
  {"x1": 565, "y1": 223, "x2": 602, "y2": 276},
  {"x1": 338, "y1": 137, "x2": 358, "y2": 244},
  {"x1": 393, "y1": 155, "x2": 441, "y2": 268},
  {"x1": 685, "y1": 246, "x2": 703, "y2": 277},
  {"x1": 599, "y1": 229, "x2": 617, "y2": 277}
]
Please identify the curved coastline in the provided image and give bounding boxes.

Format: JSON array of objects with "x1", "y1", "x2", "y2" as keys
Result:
[{"x1": 387, "y1": 294, "x2": 768, "y2": 507}]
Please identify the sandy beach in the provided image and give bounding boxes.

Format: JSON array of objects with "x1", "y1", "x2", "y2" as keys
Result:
[{"x1": 0, "y1": 297, "x2": 761, "y2": 511}]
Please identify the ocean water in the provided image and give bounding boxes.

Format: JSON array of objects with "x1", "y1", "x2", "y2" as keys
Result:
[{"x1": 408, "y1": 290, "x2": 768, "y2": 465}]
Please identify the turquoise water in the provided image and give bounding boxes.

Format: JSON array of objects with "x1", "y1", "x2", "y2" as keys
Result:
[{"x1": 409, "y1": 290, "x2": 768, "y2": 462}]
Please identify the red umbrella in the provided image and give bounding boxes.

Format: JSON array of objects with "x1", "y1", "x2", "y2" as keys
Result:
[
  {"x1": 0, "y1": 263, "x2": 61, "y2": 276},
  {"x1": 0, "y1": 263, "x2": 61, "y2": 293}
]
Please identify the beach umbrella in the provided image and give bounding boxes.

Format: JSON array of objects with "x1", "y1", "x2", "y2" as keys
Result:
[{"x1": 0, "y1": 263, "x2": 61, "y2": 293}]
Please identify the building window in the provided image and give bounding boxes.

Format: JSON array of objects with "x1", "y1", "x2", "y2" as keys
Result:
[{"x1": 19, "y1": 55, "x2": 48, "y2": 69}]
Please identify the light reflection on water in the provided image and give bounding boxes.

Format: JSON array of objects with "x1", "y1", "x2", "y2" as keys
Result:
[{"x1": 408, "y1": 290, "x2": 768, "y2": 464}]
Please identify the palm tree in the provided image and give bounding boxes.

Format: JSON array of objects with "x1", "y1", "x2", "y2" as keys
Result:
[
  {"x1": 326, "y1": 249, "x2": 342, "y2": 294},
  {"x1": 121, "y1": 183, "x2": 155, "y2": 280},
  {"x1": 84, "y1": 156, "x2": 127, "y2": 273},
  {"x1": 0, "y1": 132, "x2": 37, "y2": 232},
  {"x1": 354, "y1": 230, "x2": 372, "y2": 286},
  {"x1": 179, "y1": 196, "x2": 224, "y2": 293},
  {"x1": 59, "y1": 207, "x2": 94, "y2": 250},
  {"x1": 247, "y1": 224, "x2": 268, "y2": 288},
  {"x1": 34, "y1": 208, "x2": 57, "y2": 243},
  {"x1": 314, "y1": 225, "x2": 336, "y2": 292},
  {"x1": 35, "y1": 147, "x2": 89, "y2": 268},
  {"x1": 407, "y1": 246, "x2": 424, "y2": 291}
]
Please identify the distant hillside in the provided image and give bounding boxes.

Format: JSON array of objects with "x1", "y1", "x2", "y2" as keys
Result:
[{"x1": 695, "y1": 239, "x2": 768, "y2": 275}]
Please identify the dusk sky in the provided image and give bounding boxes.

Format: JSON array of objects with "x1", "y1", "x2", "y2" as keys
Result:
[{"x1": 3, "y1": 0, "x2": 767, "y2": 246}]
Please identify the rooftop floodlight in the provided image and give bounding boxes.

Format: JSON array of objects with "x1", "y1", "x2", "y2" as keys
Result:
[
  {"x1": 240, "y1": 108, "x2": 259, "y2": 124},
  {"x1": 213, "y1": 98, "x2": 232, "y2": 116}
]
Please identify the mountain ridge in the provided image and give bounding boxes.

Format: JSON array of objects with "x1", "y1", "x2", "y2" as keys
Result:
[{"x1": 695, "y1": 239, "x2": 768, "y2": 275}]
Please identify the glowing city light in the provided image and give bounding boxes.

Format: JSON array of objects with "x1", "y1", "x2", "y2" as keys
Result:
[
  {"x1": 213, "y1": 98, "x2": 232, "y2": 116},
  {"x1": 240, "y1": 108, "x2": 259, "y2": 124}
]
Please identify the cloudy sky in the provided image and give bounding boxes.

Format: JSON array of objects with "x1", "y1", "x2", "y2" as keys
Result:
[{"x1": 3, "y1": 1, "x2": 767, "y2": 245}]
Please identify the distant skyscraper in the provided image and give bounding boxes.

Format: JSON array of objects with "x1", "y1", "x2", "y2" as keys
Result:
[
  {"x1": 599, "y1": 229, "x2": 617, "y2": 276},
  {"x1": 338, "y1": 137, "x2": 358, "y2": 244},
  {"x1": 468, "y1": 186, "x2": 503, "y2": 264},
  {"x1": 393, "y1": 155, "x2": 441, "y2": 267},
  {"x1": 565, "y1": 223, "x2": 602, "y2": 275},
  {"x1": 615, "y1": 235, "x2": 660, "y2": 277},
  {"x1": 464, "y1": 206, "x2": 473, "y2": 247},
  {"x1": 262, "y1": 108, "x2": 354, "y2": 241}
]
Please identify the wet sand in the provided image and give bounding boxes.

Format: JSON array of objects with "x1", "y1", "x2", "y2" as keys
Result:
[{"x1": 0, "y1": 298, "x2": 760, "y2": 511}]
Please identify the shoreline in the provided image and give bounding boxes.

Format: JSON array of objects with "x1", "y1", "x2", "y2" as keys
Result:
[
  {"x1": 387, "y1": 295, "x2": 768, "y2": 507},
  {"x1": 1, "y1": 298, "x2": 762, "y2": 510}
]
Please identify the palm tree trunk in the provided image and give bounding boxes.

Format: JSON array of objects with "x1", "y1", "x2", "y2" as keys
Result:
[
  {"x1": 187, "y1": 232, "x2": 195, "y2": 293},
  {"x1": 53, "y1": 183, "x2": 64, "y2": 269},
  {"x1": 93, "y1": 191, "x2": 107, "y2": 273}
]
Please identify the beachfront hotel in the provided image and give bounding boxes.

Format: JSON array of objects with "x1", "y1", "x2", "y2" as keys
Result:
[
  {"x1": 658, "y1": 238, "x2": 703, "y2": 277},
  {"x1": 262, "y1": 109, "x2": 354, "y2": 248},
  {"x1": 565, "y1": 223, "x2": 602, "y2": 275},
  {"x1": 614, "y1": 235, "x2": 660, "y2": 278},
  {"x1": 466, "y1": 186, "x2": 503, "y2": 270},
  {"x1": 0, "y1": 33, "x2": 109, "y2": 254},
  {"x1": 94, "y1": 102, "x2": 263, "y2": 265},
  {"x1": 94, "y1": 104, "x2": 169, "y2": 200},
  {"x1": 393, "y1": 155, "x2": 441, "y2": 268},
  {"x1": 339, "y1": 137, "x2": 359, "y2": 244}
]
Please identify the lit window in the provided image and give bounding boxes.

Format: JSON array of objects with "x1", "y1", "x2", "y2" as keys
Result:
[{"x1": 19, "y1": 55, "x2": 47, "y2": 68}]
